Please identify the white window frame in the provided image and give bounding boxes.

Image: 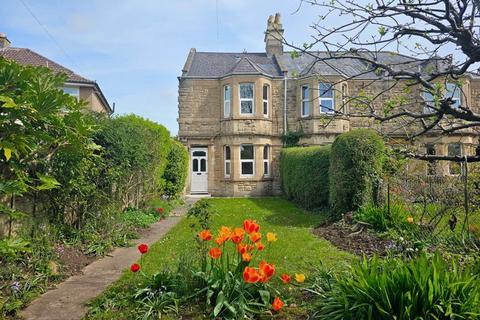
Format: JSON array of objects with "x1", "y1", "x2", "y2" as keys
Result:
[
  {"x1": 263, "y1": 84, "x2": 269, "y2": 117},
  {"x1": 240, "y1": 144, "x2": 255, "y2": 177},
  {"x1": 63, "y1": 86, "x2": 80, "y2": 101},
  {"x1": 224, "y1": 85, "x2": 231, "y2": 118},
  {"x1": 319, "y1": 82, "x2": 335, "y2": 114},
  {"x1": 224, "y1": 145, "x2": 231, "y2": 178},
  {"x1": 239, "y1": 83, "x2": 254, "y2": 115},
  {"x1": 446, "y1": 82, "x2": 461, "y2": 108},
  {"x1": 263, "y1": 145, "x2": 270, "y2": 177},
  {"x1": 301, "y1": 85, "x2": 310, "y2": 117}
]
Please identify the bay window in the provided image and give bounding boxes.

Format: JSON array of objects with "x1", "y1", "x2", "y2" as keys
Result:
[
  {"x1": 224, "y1": 145, "x2": 231, "y2": 177},
  {"x1": 263, "y1": 145, "x2": 270, "y2": 176}
]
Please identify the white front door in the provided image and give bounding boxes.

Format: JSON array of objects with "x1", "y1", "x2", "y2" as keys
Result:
[{"x1": 191, "y1": 148, "x2": 208, "y2": 194}]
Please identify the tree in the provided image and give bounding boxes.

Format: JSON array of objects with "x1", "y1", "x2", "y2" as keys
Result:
[{"x1": 281, "y1": 0, "x2": 480, "y2": 162}]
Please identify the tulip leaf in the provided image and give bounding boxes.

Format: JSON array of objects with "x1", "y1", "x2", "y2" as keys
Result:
[
  {"x1": 213, "y1": 291, "x2": 225, "y2": 316},
  {"x1": 259, "y1": 290, "x2": 270, "y2": 305}
]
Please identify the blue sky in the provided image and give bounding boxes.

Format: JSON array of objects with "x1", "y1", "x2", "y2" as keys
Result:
[{"x1": 1, "y1": 0, "x2": 321, "y2": 135}]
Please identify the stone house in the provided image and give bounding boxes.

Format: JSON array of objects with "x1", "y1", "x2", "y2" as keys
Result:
[
  {"x1": 178, "y1": 14, "x2": 479, "y2": 196},
  {"x1": 0, "y1": 33, "x2": 112, "y2": 114}
]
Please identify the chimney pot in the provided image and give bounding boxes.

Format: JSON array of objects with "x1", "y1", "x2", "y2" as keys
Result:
[{"x1": 0, "y1": 33, "x2": 11, "y2": 48}]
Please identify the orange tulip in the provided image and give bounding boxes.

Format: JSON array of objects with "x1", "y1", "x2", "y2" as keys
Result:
[
  {"x1": 243, "y1": 267, "x2": 260, "y2": 283},
  {"x1": 215, "y1": 235, "x2": 228, "y2": 246},
  {"x1": 266, "y1": 232, "x2": 277, "y2": 242},
  {"x1": 249, "y1": 232, "x2": 262, "y2": 243},
  {"x1": 237, "y1": 243, "x2": 247, "y2": 254},
  {"x1": 242, "y1": 252, "x2": 252, "y2": 262},
  {"x1": 231, "y1": 228, "x2": 245, "y2": 244},
  {"x1": 247, "y1": 244, "x2": 254, "y2": 252},
  {"x1": 280, "y1": 273, "x2": 291, "y2": 284},
  {"x1": 243, "y1": 219, "x2": 260, "y2": 234},
  {"x1": 219, "y1": 226, "x2": 232, "y2": 238},
  {"x1": 209, "y1": 247, "x2": 222, "y2": 259},
  {"x1": 259, "y1": 260, "x2": 275, "y2": 282},
  {"x1": 255, "y1": 242, "x2": 265, "y2": 251},
  {"x1": 198, "y1": 229, "x2": 212, "y2": 241},
  {"x1": 272, "y1": 297, "x2": 284, "y2": 312}
]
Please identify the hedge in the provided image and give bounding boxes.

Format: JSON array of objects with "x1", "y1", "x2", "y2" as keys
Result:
[
  {"x1": 162, "y1": 140, "x2": 189, "y2": 198},
  {"x1": 329, "y1": 129, "x2": 385, "y2": 217},
  {"x1": 280, "y1": 146, "x2": 331, "y2": 209}
]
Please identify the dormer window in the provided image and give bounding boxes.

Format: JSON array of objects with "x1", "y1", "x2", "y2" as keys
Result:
[
  {"x1": 319, "y1": 83, "x2": 334, "y2": 114},
  {"x1": 239, "y1": 83, "x2": 254, "y2": 115},
  {"x1": 224, "y1": 85, "x2": 231, "y2": 118},
  {"x1": 263, "y1": 84, "x2": 269, "y2": 117}
]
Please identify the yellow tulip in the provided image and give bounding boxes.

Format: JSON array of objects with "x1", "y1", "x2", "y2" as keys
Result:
[
  {"x1": 295, "y1": 273, "x2": 305, "y2": 283},
  {"x1": 266, "y1": 232, "x2": 277, "y2": 242}
]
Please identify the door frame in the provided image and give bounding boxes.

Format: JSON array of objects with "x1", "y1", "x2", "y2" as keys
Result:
[{"x1": 190, "y1": 147, "x2": 209, "y2": 194}]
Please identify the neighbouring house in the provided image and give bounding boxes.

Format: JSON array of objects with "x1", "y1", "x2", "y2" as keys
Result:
[
  {"x1": 0, "y1": 33, "x2": 112, "y2": 114},
  {"x1": 177, "y1": 13, "x2": 480, "y2": 196}
]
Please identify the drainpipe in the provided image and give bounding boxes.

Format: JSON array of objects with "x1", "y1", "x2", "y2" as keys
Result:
[{"x1": 283, "y1": 72, "x2": 288, "y2": 134}]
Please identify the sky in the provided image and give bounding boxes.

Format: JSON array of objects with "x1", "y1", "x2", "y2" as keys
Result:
[{"x1": 0, "y1": 0, "x2": 322, "y2": 135}]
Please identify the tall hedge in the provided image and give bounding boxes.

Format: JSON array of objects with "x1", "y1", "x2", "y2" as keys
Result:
[
  {"x1": 280, "y1": 146, "x2": 331, "y2": 209},
  {"x1": 162, "y1": 140, "x2": 188, "y2": 198},
  {"x1": 329, "y1": 129, "x2": 385, "y2": 217}
]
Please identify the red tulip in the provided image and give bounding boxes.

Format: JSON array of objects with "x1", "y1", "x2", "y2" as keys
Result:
[
  {"x1": 130, "y1": 263, "x2": 140, "y2": 272},
  {"x1": 138, "y1": 243, "x2": 148, "y2": 254}
]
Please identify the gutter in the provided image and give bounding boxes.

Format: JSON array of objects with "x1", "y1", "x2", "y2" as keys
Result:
[{"x1": 283, "y1": 72, "x2": 287, "y2": 135}]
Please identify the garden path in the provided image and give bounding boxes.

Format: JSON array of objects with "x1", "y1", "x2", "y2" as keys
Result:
[{"x1": 20, "y1": 196, "x2": 201, "y2": 320}]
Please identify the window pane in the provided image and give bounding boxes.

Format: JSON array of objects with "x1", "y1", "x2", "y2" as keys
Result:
[
  {"x1": 240, "y1": 83, "x2": 253, "y2": 98},
  {"x1": 263, "y1": 85, "x2": 268, "y2": 99},
  {"x1": 193, "y1": 159, "x2": 198, "y2": 172},
  {"x1": 241, "y1": 101, "x2": 253, "y2": 114},
  {"x1": 241, "y1": 145, "x2": 254, "y2": 159},
  {"x1": 224, "y1": 86, "x2": 230, "y2": 100},
  {"x1": 302, "y1": 86, "x2": 309, "y2": 99},
  {"x1": 224, "y1": 101, "x2": 231, "y2": 116},
  {"x1": 302, "y1": 101, "x2": 310, "y2": 116},
  {"x1": 225, "y1": 146, "x2": 231, "y2": 160},
  {"x1": 200, "y1": 159, "x2": 206, "y2": 172},
  {"x1": 225, "y1": 162, "x2": 231, "y2": 175},
  {"x1": 319, "y1": 83, "x2": 333, "y2": 98},
  {"x1": 63, "y1": 86, "x2": 79, "y2": 97},
  {"x1": 241, "y1": 162, "x2": 253, "y2": 175},
  {"x1": 264, "y1": 162, "x2": 269, "y2": 175},
  {"x1": 263, "y1": 145, "x2": 269, "y2": 159},
  {"x1": 263, "y1": 101, "x2": 268, "y2": 115},
  {"x1": 193, "y1": 151, "x2": 206, "y2": 157},
  {"x1": 320, "y1": 100, "x2": 334, "y2": 113},
  {"x1": 446, "y1": 83, "x2": 461, "y2": 108}
]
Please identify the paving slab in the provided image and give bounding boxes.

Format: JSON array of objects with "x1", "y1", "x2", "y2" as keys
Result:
[{"x1": 21, "y1": 197, "x2": 199, "y2": 320}]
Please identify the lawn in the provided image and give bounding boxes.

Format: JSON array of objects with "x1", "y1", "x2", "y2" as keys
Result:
[{"x1": 86, "y1": 197, "x2": 354, "y2": 319}]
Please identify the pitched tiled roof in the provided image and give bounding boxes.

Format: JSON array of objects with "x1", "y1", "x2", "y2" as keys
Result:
[
  {"x1": 182, "y1": 49, "x2": 438, "y2": 79},
  {"x1": 0, "y1": 47, "x2": 92, "y2": 83}
]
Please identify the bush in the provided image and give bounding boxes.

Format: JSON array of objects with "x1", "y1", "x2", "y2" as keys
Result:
[
  {"x1": 329, "y1": 129, "x2": 385, "y2": 218},
  {"x1": 317, "y1": 253, "x2": 480, "y2": 320},
  {"x1": 353, "y1": 203, "x2": 412, "y2": 232},
  {"x1": 280, "y1": 146, "x2": 331, "y2": 209},
  {"x1": 162, "y1": 140, "x2": 188, "y2": 198}
]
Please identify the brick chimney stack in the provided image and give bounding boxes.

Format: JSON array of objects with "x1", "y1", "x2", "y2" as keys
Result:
[
  {"x1": 264, "y1": 13, "x2": 284, "y2": 56},
  {"x1": 0, "y1": 33, "x2": 11, "y2": 49}
]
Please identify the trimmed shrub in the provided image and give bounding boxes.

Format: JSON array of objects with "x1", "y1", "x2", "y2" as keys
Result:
[
  {"x1": 162, "y1": 140, "x2": 188, "y2": 198},
  {"x1": 280, "y1": 146, "x2": 331, "y2": 209},
  {"x1": 329, "y1": 129, "x2": 384, "y2": 217},
  {"x1": 317, "y1": 253, "x2": 480, "y2": 319}
]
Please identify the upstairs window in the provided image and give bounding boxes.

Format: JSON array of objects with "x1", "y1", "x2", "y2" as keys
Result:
[
  {"x1": 239, "y1": 83, "x2": 254, "y2": 115},
  {"x1": 240, "y1": 144, "x2": 254, "y2": 176},
  {"x1": 422, "y1": 90, "x2": 435, "y2": 114},
  {"x1": 341, "y1": 83, "x2": 348, "y2": 113},
  {"x1": 446, "y1": 83, "x2": 461, "y2": 108},
  {"x1": 426, "y1": 144, "x2": 436, "y2": 176},
  {"x1": 263, "y1": 84, "x2": 269, "y2": 117},
  {"x1": 263, "y1": 145, "x2": 270, "y2": 176},
  {"x1": 63, "y1": 86, "x2": 80, "y2": 101},
  {"x1": 448, "y1": 143, "x2": 462, "y2": 175},
  {"x1": 319, "y1": 83, "x2": 334, "y2": 114},
  {"x1": 301, "y1": 85, "x2": 310, "y2": 117},
  {"x1": 224, "y1": 85, "x2": 231, "y2": 118},
  {"x1": 224, "y1": 145, "x2": 231, "y2": 178}
]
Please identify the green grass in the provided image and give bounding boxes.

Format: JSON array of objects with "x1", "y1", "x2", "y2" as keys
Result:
[{"x1": 86, "y1": 197, "x2": 354, "y2": 319}]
